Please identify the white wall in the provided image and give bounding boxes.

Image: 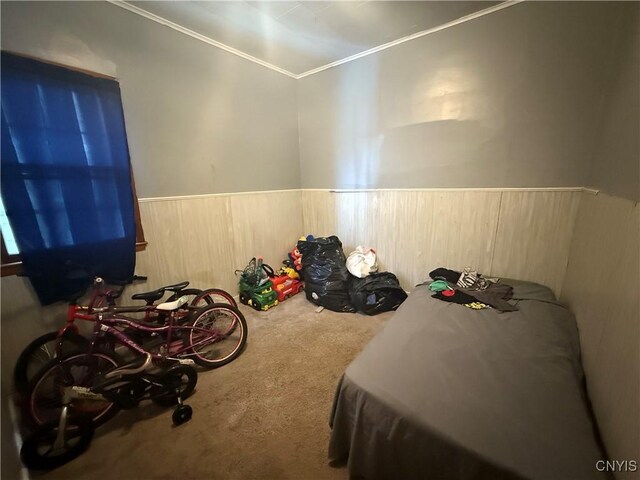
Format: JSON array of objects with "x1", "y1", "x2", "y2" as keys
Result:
[{"x1": 296, "y1": 2, "x2": 624, "y2": 191}]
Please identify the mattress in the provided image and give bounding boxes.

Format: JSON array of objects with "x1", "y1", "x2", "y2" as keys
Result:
[{"x1": 328, "y1": 280, "x2": 606, "y2": 480}]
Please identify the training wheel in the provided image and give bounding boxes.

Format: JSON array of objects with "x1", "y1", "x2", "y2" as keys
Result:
[{"x1": 172, "y1": 404, "x2": 193, "y2": 426}]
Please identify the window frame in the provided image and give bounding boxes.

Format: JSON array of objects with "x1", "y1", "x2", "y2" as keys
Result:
[{"x1": 0, "y1": 52, "x2": 146, "y2": 277}]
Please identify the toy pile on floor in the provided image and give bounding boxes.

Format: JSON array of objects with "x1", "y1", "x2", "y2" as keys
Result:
[
  {"x1": 236, "y1": 234, "x2": 406, "y2": 316},
  {"x1": 236, "y1": 250, "x2": 305, "y2": 312}
]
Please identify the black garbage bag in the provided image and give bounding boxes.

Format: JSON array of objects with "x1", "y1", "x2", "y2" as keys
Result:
[
  {"x1": 298, "y1": 236, "x2": 355, "y2": 313},
  {"x1": 349, "y1": 272, "x2": 407, "y2": 315},
  {"x1": 303, "y1": 281, "x2": 356, "y2": 313}
]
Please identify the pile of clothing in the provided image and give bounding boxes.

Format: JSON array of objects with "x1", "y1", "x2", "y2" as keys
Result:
[{"x1": 426, "y1": 267, "x2": 517, "y2": 312}]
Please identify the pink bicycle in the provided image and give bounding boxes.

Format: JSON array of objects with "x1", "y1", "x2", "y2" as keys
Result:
[
  {"x1": 24, "y1": 295, "x2": 247, "y2": 429},
  {"x1": 14, "y1": 277, "x2": 237, "y2": 394}
]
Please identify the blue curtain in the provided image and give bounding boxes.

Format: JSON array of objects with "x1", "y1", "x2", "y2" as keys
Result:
[{"x1": 1, "y1": 52, "x2": 136, "y2": 304}]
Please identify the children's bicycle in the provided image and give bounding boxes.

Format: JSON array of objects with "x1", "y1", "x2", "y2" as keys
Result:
[
  {"x1": 20, "y1": 353, "x2": 197, "y2": 471},
  {"x1": 14, "y1": 277, "x2": 237, "y2": 394},
  {"x1": 24, "y1": 297, "x2": 246, "y2": 428}
]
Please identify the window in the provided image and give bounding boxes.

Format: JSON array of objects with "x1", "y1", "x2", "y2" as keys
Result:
[{"x1": 1, "y1": 52, "x2": 146, "y2": 278}]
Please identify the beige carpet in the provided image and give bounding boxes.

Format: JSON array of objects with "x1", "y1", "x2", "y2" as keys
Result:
[{"x1": 38, "y1": 295, "x2": 392, "y2": 480}]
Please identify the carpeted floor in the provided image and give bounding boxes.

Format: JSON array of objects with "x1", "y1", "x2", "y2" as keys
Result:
[{"x1": 37, "y1": 295, "x2": 393, "y2": 480}]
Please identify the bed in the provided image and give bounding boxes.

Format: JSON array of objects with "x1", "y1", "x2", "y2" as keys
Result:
[{"x1": 328, "y1": 279, "x2": 606, "y2": 480}]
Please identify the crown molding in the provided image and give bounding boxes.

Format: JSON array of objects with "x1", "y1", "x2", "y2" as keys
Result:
[
  {"x1": 296, "y1": 0, "x2": 525, "y2": 78},
  {"x1": 106, "y1": 1, "x2": 298, "y2": 79},
  {"x1": 108, "y1": 0, "x2": 525, "y2": 80}
]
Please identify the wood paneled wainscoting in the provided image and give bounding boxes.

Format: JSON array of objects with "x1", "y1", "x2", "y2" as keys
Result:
[
  {"x1": 134, "y1": 190, "x2": 304, "y2": 296},
  {"x1": 561, "y1": 192, "x2": 639, "y2": 478},
  {"x1": 302, "y1": 188, "x2": 583, "y2": 296}
]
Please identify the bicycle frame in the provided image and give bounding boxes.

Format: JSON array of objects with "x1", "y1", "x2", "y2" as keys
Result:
[
  {"x1": 57, "y1": 281, "x2": 192, "y2": 354},
  {"x1": 87, "y1": 311, "x2": 222, "y2": 362},
  {"x1": 50, "y1": 352, "x2": 186, "y2": 448},
  {"x1": 63, "y1": 295, "x2": 162, "y2": 336}
]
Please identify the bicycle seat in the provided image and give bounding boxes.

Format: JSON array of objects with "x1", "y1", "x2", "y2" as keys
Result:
[
  {"x1": 131, "y1": 288, "x2": 165, "y2": 304},
  {"x1": 162, "y1": 281, "x2": 189, "y2": 293},
  {"x1": 156, "y1": 296, "x2": 189, "y2": 311}
]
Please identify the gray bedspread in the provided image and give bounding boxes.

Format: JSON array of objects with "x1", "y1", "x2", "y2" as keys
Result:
[{"x1": 329, "y1": 280, "x2": 605, "y2": 480}]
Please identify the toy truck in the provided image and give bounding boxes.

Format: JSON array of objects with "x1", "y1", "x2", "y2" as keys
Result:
[
  {"x1": 237, "y1": 257, "x2": 279, "y2": 311},
  {"x1": 271, "y1": 269, "x2": 304, "y2": 302},
  {"x1": 239, "y1": 279, "x2": 278, "y2": 311}
]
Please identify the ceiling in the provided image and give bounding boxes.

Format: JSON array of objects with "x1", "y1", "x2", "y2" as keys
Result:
[{"x1": 123, "y1": 1, "x2": 502, "y2": 77}]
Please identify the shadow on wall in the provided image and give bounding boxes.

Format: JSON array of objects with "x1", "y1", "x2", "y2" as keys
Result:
[{"x1": 332, "y1": 58, "x2": 518, "y2": 189}]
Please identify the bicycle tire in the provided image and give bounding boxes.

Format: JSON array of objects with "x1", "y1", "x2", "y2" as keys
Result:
[
  {"x1": 192, "y1": 288, "x2": 238, "y2": 309},
  {"x1": 20, "y1": 415, "x2": 94, "y2": 470},
  {"x1": 186, "y1": 304, "x2": 247, "y2": 368},
  {"x1": 25, "y1": 348, "x2": 124, "y2": 429},
  {"x1": 167, "y1": 288, "x2": 237, "y2": 309},
  {"x1": 151, "y1": 365, "x2": 197, "y2": 407},
  {"x1": 14, "y1": 331, "x2": 88, "y2": 396}
]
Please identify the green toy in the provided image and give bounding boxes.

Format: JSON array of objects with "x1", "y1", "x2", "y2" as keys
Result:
[{"x1": 237, "y1": 257, "x2": 279, "y2": 311}]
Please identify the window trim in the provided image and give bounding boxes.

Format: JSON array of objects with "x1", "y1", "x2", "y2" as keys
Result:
[
  {"x1": 1, "y1": 236, "x2": 22, "y2": 276},
  {"x1": 0, "y1": 52, "x2": 146, "y2": 277}
]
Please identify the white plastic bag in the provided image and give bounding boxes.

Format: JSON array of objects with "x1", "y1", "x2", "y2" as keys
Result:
[{"x1": 346, "y1": 246, "x2": 378, "y2": 278}]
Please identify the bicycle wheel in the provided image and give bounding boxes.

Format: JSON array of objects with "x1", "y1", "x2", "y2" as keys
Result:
[
  {"x1": 151, "y1": 365, "x2": 197, "y2": 407},
  {"x1": 14, "y1": 331, "x2": 88, "y2": 396},
  {"x1": 26, "y1": 348, "x2": 123, "y2": 428},
  {"x1": 186, "y1": 304, "x2": 247, "y2": 368},
  {"x1": 192, "y1": 288, "x2": 237, "y2": 308},
  {"x1": 20, "y1": 415, "x2": 94, "y2": 470}
]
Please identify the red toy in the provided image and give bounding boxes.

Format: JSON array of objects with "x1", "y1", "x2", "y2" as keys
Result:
[
  {"x1": 288, "y1": 235, "x2": 313, "y2": 272},
  {"x1": 289, "y1": 246, "x2": 303, "y2": 271},
  {"x1": 271, "y1": 267, "x2": 304, "y2": 302}
]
